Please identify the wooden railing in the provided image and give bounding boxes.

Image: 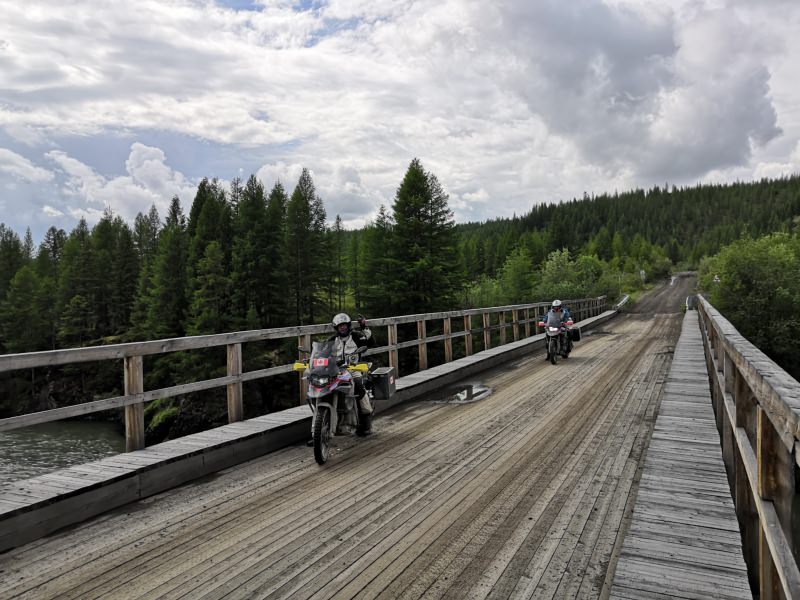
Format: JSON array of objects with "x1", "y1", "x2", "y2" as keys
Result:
[
  {"x1": 697, "y1": 296, "x2": 800, "y2": 599},
  {"x1": 0, "y1": 297, "x2": 607, "y2": 451}
]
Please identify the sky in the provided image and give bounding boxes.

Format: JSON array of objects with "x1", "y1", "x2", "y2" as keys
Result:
[{"x1": 1, "y1": 0, "x2": 799, "y2": 242}]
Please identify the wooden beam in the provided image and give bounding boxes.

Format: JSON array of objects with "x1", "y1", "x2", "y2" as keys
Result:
[
  {"x1": 227, "y1": 343, "x2": 243, "y2": 423},
  {"x1": 482, "y1": 313, "x2": 491, "y2": 350},
  {"x1": 388, "y1": 324, "x2": 399, "y2": 376},
  {"x1": 298, "y1": 334, "x2": 310, "y2": 406},
  {"x1": 464, "y1": 315, "x2": 473, "y2": 356},
  {"x1": 417, "y1": 320, "x2": 427, "y2": 371},
  {"x1": 512, "y1": 309, "x2": 519, "y2": 341},
  {"x1": 443, "y1": 317, "x2": 452, "y2": 363},
  {"x1": 124, "y1": 356, "x2": 144, "y2": 452},
  {"x1": 499, "y1": 312, "x2": 506, "y2": 345}
]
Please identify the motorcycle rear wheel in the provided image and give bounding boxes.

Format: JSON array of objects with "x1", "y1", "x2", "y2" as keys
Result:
[
  {"x1": 313, "y1": 406, "x2": 331, "y2": 465},
  {"x1": 548, "y1": 338, "x2": 558, "y2": 365}
]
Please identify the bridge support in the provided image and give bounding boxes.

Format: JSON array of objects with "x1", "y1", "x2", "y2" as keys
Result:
[{"x1": 124, "y1": 356, "x2": 144, "y2": 452}]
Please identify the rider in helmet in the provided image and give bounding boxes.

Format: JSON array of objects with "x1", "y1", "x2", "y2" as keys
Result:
[
  {"x1": 328, "y1": 313, "x2": 377, "y2": 436},
  {"x1": 542, "y1": 300, "x2": 572, "y2": 353}
]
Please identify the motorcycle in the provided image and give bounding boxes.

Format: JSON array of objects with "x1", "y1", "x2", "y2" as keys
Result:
[
  {"x1": 293, "y1": 340, "x2": 371, "y2": 465},
  {"x1": 538, "y1": 318, "x2": 574, "y2": 365}
]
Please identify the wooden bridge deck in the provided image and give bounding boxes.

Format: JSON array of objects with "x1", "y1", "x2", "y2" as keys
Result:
[
  {"x1": 610, "y1": 311, "x2": 751, "y2": 599},
  {"x1": 0, "y1": 310, "x2": 750, "y2": 599}
]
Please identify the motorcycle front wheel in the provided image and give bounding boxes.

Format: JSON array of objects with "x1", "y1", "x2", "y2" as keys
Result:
[
  {"x1": 313, "y1": 405, "x2": 331, "y2": 465},
  {"x1": 548, "y1": 338, "x2": 558, "y2": 365}
]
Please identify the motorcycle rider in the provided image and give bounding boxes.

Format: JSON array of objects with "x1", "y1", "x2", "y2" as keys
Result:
[
  {"x1": 328, "y1": 313, "x2": 377, "y2": 436},
  {"x1": 542, "y1": 299, "x2": 572, "y2": 355}
]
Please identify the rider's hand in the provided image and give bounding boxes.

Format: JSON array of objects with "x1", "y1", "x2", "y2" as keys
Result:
[{"x1": 357, "y1": 315, "x2": 367, "y2": 328}]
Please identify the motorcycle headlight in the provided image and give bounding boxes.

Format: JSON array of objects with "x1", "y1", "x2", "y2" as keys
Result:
[{"x1": 311, "y1": 376, "x2": 329, "y2": 386}]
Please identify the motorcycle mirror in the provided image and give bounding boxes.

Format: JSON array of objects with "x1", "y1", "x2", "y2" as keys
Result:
[
  {"x1": 355, "y1": 345, "x2": 367, "y2": 354},
  {"x1": 298, "y1": 347, "x2": 310, "y2": 354}
]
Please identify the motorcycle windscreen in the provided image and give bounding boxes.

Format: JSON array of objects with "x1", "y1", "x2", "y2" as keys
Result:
[{"x1": 308, "y1": 340, "x2": 341, "y2": 377}]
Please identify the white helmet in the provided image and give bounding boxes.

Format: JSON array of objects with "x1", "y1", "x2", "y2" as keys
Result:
[
  {"x1": 332, "y1": 313, "x2": 351, "y2": 336},
  {"x1": 552, "y1": 299, "x2": 562, "y2": 309}
]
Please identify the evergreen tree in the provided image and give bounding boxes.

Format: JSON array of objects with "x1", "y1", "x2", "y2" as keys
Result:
[
  {"x1": 186, "y1": 241, "x2": 232, "y2": 335},
  {"x1": 231, "y1": 175, "x2": 269, "y2": 328},
  {"x1": 389, "y1": 159, "x2": 460, "y2": 313},
  {"x1": 22, "y1": 228, "x2": 35, "y2": 262},
  {"x1": 145, "y1": 198, "x2": 189, "y2": 338},
  {"x1": 286, "y1": 168, "x2": 327, "y2": 324},
  {"x1": 263, "y1": 181, "x2": 289, "y2": 327},
  {"x1": 0, "y1": 223, "x2": 25, "y2": 302},
  {"x1": 57, "y1": 219, "x2": 95, "y2": 345},
  {"x1": 329, "y1": 215, "x2": 346, "y2": 311},
  {"x1": 0, "y1": 265, "x2": 48, "y2": 352},
  {"x1": 360, "y1": 205, "x2": 395, "y2": 315}
]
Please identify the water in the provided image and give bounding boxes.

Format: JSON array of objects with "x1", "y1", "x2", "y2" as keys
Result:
[{"x1": 0, "y1": 421, "x2": 125, "y2": 485}]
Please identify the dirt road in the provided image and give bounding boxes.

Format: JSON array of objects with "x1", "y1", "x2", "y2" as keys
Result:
[{"x1": 0, "y1": 280, "x2": 694, "y2": 600}]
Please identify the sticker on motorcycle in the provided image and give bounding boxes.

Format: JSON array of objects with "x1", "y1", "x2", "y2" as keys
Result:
[{"x1": 312, "y1": 358, "x2": 329, "y2": 367}]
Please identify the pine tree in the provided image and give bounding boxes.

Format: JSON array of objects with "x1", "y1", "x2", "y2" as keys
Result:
[
  {"x1": 329, "y1": 215, "x2": 346, "y2": 311},
  {"x1": 0, "y1": 265, "x2": 48, "y2": 352},
  {"x1": 0, "y1": 223, "x2": 25, "y2": 302},
  {"x1": 145, "y1": 198, "x2": 189, "y2": 338},
  {"x1": 390, "y1": 159, "x2": 460, "y2": 313},
  {"x1": 57, "y1": 219, "x2": 96, "y2": 345},
  {"x1": 186, "y1": 241, "x2": 232, "y2": 335},
  {"x1": 231, "y1": 175, "x2": 269, "y2": 328},
  {"x1": 263, "y1": 181, "x2": 289, "y2": 327},
  {"x1": 360, "y1": 205, "x2": 395, "y2": 315},
  {"x1": 286, "y1": 169, "x2": 327, "y2": 324}
]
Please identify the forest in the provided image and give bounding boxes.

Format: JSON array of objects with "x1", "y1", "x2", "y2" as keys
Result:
[{"x1": 1, "y1": 161, "x2": 799, "y2": 440}]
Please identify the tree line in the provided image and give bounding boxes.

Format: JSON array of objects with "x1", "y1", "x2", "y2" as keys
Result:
[{"x1": 2, "y1": 166, "x2": 799, "y2": 438}]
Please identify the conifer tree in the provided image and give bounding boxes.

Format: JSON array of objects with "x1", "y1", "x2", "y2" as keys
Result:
[
  {"x1": 389, "y1": 159, "x2": 460, "y2": 313},
  {"x1": 0, "y1": 224, "x2": 25, "y2": 302},
  {"x1": 360, "y1": 205, "x2": 394, "y2": 315},
  {"x1": 232, "y1": 174, "x2": 273, "y2": 328},
  {"x1": 263, "y1": 181, "x2": 289, "y2": 326},
  {"x1": 0, "y1": 265, "x2": 48, "y2": 352},
  {"x1": 145, "y1": 198, "x2": 188, "y2": 338},
  {"x1": 57, "y1": 219, "x2": 95, "y2": 345},
  {"x1": 186, "y1": 241, "x2": 232, "y2": 335},
  {"x1": 286, "y1": 168, "x2": 327, "y2": 324}
]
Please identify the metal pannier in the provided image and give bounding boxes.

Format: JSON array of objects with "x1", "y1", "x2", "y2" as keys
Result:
[{"x1": 370, "y1": 366, "x2": 396, "y2": 400}]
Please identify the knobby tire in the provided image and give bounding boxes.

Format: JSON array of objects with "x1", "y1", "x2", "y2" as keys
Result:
[{"x1": 313, "y1": 405, "x2": 331, "y2": 465}]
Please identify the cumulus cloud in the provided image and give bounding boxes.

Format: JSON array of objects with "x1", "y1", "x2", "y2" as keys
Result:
[
  {"x1": 44, "y1": 143, "x2": 197, "y2": 224},
  {"x1": 0, "y1": 148, "x2": 54, "y2": 183},
  {"x1": 0, "y1": 0, "x2": 798, "y2": 232}
]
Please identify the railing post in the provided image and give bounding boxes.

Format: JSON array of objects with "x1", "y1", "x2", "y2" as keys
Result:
[
  {"x1": 524, "y1": 308, "x2": 530, "y2": 338},
  {"x1": 227, "y1": 343, "x2": 243, "y2": 423},
  {"x1": 499, "y1": 312, "x2": 506, "y2": 345},
  {"x1": 388, "y1": 323, "x2": 399, "y2": 376},
  {"x1": 298, "y1": 334, "x2": 310, "y2": 405},
  {"x1": 482, "y1": 312, "x2": 491, "y2": 350},
  {"x1": 124, "y1": 355, "x2": 145, "y2": 452},
  {"x1": 417, "y1": 320, "x2": 428, "y2": 370},
  {"x1": 443, "y1": 317, "x2": 453, "y2": 363},
  {"x1": 512, "y1": 309, "x2": 519, "y2": 341},
  {"x1": 757, "y1": 406, "x2": 782, "y2": 599},
  {"x1": 464, "y1": 315, "x2": 473, "y2": 356}
]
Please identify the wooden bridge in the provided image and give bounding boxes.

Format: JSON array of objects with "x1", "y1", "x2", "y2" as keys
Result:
[{"x1": 1, "y1": 278, "x2": 799, "y2": 599}]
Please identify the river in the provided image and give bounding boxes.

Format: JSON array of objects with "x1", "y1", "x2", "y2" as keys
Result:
[{"x1": 0, "y1": 421, "x2": 125, "y2": 486}]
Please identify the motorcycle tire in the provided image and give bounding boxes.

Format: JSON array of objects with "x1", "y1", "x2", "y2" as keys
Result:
[
  {"x1": 548, "y1": 338, "x2": 558, "y2": 365},
  {"x1": 313, "y1": 406, "x2": 331, "y2": 465}
]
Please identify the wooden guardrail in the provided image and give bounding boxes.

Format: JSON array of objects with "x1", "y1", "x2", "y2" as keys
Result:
[
  {"x1": 697, "y1": 296, "x2": 800, "y2": 599},
  {"x1": 0, "y1": 297, "x2": 607, "y2": 452}
]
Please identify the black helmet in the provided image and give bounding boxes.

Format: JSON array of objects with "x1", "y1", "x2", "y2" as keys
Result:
[{"x1": 332, "y1": 313, "x2": 351, "y2": 337}]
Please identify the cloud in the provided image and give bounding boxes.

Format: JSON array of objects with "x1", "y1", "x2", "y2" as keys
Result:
[
  {"x1": 42, "y1": 205, "x2": 64, "y2": 217},
  {"x1": 44, "y1": 143, "x2": 197, "y2": 224},
  {"x1": 0, "y1": 148, "x2": 54, "y2": 182},
  {"x1": 0, "y1": 0, "x2": 798, "y2": 232}
]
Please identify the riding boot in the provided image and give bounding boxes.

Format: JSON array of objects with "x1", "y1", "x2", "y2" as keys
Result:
[{"x1": 356, "y1": 411, "x2": 373, "y2": 437}]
